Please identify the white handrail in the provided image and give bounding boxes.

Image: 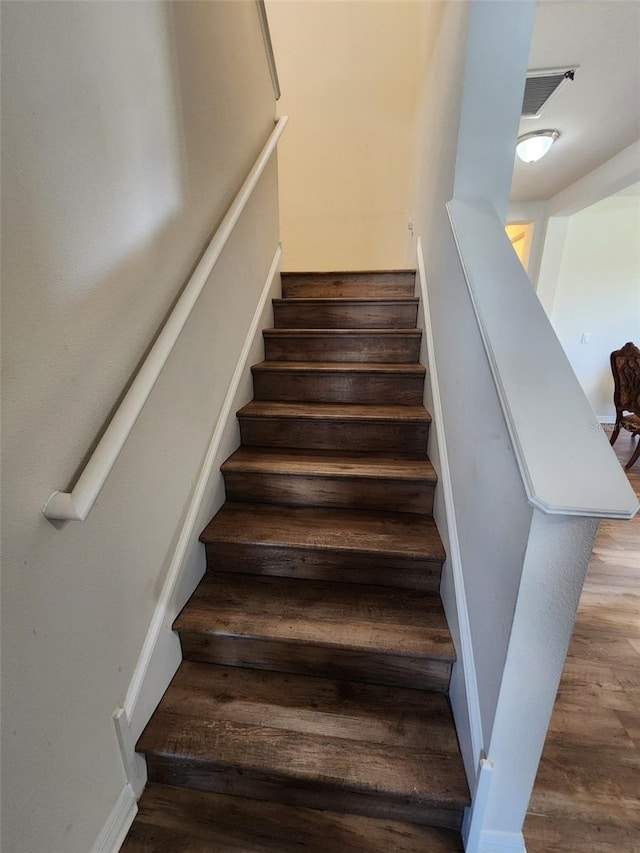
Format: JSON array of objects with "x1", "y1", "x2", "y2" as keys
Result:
[
  {"x1": 43, "y1": 116, "x2": 288, "y2": 522},
  {"x1": 447, "y1": 197, "x2": 638, "y2": 520},
  {"x1": 256, "y1": 0, "x2": 281, "y2": 101}
]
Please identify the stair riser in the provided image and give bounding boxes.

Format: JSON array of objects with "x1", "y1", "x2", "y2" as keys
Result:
[
  {"x1": 144, "y1": 754, "x2": 464, "y2": 831},
  {"x1": 273, "y1": 303, "x2": 418, "y2": 329},
  {"x1": 204, "y1": 543, "x2": 443, "y2": 590},
  {"x1": 178, "y1": 633, "x2": 452, "y2": 692},
  {"x1": 252, "y1": 371, "x2": 425, "y2": 405},
  {"x1": 238, "y1": 418, "x2": 429, "y2": 453},
  {"x1": 264, "y1": 334, "x2": 421, "y2": 363},
  {"x1": 282, "y1": 274, "x2": 415, "y2": 300},
  {"x1": 223, "y1": 472, "x2": 434, "y2": 514}
]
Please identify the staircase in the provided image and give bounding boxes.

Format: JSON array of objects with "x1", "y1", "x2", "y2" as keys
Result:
[{"x1": 122, "y1": 271, "x2": 470, "y2": 852}]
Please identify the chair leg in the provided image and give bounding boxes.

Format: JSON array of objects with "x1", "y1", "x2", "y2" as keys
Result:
[
  {"x1": 625, "y1": 437, "x2": 640, "y2": 470},
  {"x1": 610, "y1": 422, "x2": 621, "y2": 445}
]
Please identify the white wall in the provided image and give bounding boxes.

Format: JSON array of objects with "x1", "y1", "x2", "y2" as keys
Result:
[
  {"x1": 535, "y1": 141, "x2": 640, "y2": 315},
  {"x1": 550, "y1": 193, "x2": 640, "y2": 421},
  {"x1": 267, "y1": 0, "x2": 424, "y2": 271},
  {"x1": 0, "y1": 2, "x2": 278, "y2": 851}
]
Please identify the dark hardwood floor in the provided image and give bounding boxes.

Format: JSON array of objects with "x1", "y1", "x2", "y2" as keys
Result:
[{"x1": 524, "y1": 429, "x2": 640, "y2": 853}]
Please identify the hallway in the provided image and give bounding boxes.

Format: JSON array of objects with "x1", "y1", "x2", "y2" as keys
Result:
[{"x1": 525, "y1": 431, "x2": 640, "y2": 852}]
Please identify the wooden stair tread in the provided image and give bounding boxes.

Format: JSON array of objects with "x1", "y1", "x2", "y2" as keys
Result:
[
  {"x1": 122, "y1": 784, "x2": 464, "y2": 852},
  {"x1": 222, "y1": 447, "x2": 437, "y2": 482},
  {"x1": 238, "y1": 400, "x2": 431, "y2": 422},
  {"x1": 200, "y1": 502, "x2": 445, "y2": 561},
  {"x1": 137, "y1": 663, "x2": 468, "y2": 808},
  {"x1": 252, "y1": 360, "x2": 426, "y2": 374},
  {"x1": 174, "y1": 574, "x2": 455, "y2": 660}
]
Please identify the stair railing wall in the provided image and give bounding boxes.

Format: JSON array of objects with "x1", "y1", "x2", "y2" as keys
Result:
[
  {"x1": 435, "y1": 198, "x2": 638, "y2": 852},
  {"x1": 42, "y1": 117, "x2": 288, "y2": 523}
]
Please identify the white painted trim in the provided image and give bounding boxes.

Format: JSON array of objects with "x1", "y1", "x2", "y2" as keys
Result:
[
  {"x1": 90, "y1": 783, "x2": 137, "y2": 853},
  {"x1": 113, "y1": 707, "x2": 147, "y2": 798},
  {"x1": 463, "y1": 757, "x2": 494, "y2": 852},
  {"x1": 416, "y1": 238, "x2": 483, "y2": 769},
  {"x1": 43, "y1": 117, "x2": 288, "y2": 522},
  {"x1": 447, "y1": 198, "x2": 638, "y2": 520},
  {"x1": 256, "y1": 0, "x2": 280, "y2": 100},
  {"x1": 477, "y1": 831, "x2": 526, "y2": 853},
  {"x1": 123, "y1": 245, "x2": 282, "y2": 723}
]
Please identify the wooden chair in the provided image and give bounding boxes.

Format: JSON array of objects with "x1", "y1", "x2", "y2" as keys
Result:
[{"x1": 610, "y1": 341, "x2": 640, "y2": 469}]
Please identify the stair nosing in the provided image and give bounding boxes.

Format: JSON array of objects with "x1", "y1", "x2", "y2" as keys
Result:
[
  {"x1": 273, "y1": 297, "x2": 419, "y2": 305},
  {"x1": 237, "y1": 402, "x2": 431, "y2": 422},
  {"x1": 281, "y1": 269, "x2": 417, "y2": 276},
  {"x1": 251, "y1": 361, "x2": 426, "y2": 374},
  {"x1": 221, "y1": 449, "x2": 437, "y2": 482},
  {"x1": 176, "y1": 625, "x2": 455, "y2": 662},
  {"x1": 263, "y1": 328, "x2": 422, "y2": 336}
]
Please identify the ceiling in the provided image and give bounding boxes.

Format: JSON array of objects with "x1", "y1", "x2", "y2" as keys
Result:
[{"x1": 509, "y1": 0, "x2": 640, "y2": 203}]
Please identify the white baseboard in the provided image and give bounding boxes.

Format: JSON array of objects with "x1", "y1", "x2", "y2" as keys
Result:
[
  {"x1": 113, "y1": 707, "x2": 147, "y2": 797},
  {"x1": 90, "y1": 783, "x2": 137, "y2": 853},
  {"x1": 477, "y1": 831, "x2": 526, "y2": 852},
  {"x1": 462, "y1": 757, "x2": 493, "y2": 852},
  {"x1": 119, "y1": 242, "x2": 282, "y2": 742},
  {"x1": 416, "y1": 238, "x2": 483, "y2": 773}
]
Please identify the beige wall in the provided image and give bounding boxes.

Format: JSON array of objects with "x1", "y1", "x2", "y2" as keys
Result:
[
  {"x1": 268, "y1": 0, "x2": 425, "y2": 271},
  {"x1": 550, "y1": 192, "x2": 640, "y2": 420},
  {"x1": 1, "y1": 2, "x2": 277, "y2": 850}
]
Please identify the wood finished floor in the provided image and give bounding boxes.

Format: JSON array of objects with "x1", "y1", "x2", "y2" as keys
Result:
[{"x1": 524, "y1": 430, "x2": 640, "y2": 853}]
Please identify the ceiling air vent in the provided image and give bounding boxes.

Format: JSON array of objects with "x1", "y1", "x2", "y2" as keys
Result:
[{"x1": 522, "y1": 68, "x2": 576, "y2": 118}]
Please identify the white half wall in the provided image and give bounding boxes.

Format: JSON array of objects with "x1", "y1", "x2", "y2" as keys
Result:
[{"x1": 0, "y1": 3, "x2": 278, "y2": 851}]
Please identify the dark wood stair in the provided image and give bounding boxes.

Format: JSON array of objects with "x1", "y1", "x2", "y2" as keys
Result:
[
  {"x1": 273, "y1": 297, "x2": 419, "y2": 328},
  {"x1": 263, "y1": 328, "x2": 422, "y2": 362},
  {"x1": 200, "y1": 502, "x2": 446, "y2": 590},
  {"x1": 174, "y1": 574, "x2": 455, "y2": 690},
  {"x1": 251, "y1": 360, "x2": 426, "y2": 405},
  {"x1": 123, "y1": 270, "x2": 469, "y2": 851},
  {"x1": 237, "y1": 400, "x2": 430, "y2": 451},
  {"x1": 135, "y1": 663, "x2": 468, "y2": 829},
  {"x1": 124, "y1": 784, "x2": 464, "y2": 852},
  {"x1": 281, "y1": 270, "x2": 416, "y2": 298},
  {"x1": 222, "y1": 447, "x2": 437, "y2": 512}
]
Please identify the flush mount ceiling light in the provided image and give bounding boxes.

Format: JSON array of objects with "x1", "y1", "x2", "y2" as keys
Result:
[{"x1": 516, "y1": 130, "x2": 560, "y2": 164}]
